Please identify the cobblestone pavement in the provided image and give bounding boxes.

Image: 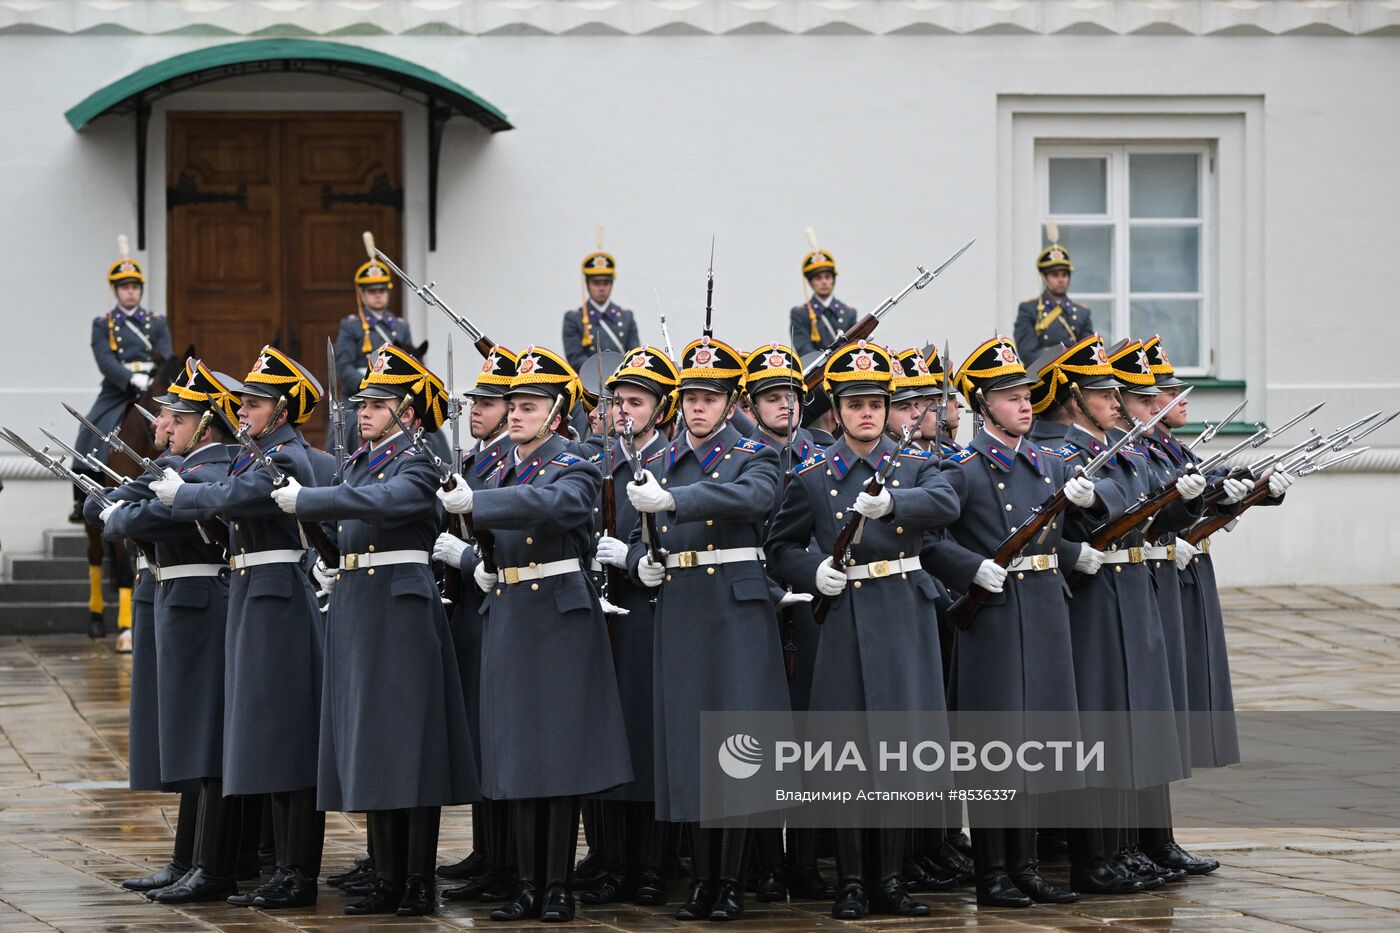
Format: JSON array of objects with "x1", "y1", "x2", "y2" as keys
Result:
[{"x1": 3, "y1": 585, "x2": 1400, "y2": 932}]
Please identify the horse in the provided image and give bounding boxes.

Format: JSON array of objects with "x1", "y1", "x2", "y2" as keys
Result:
[{"x1": 83, "y1": 348, "x2": 193, "y2": 641}]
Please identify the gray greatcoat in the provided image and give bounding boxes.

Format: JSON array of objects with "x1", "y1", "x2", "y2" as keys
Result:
[
  {"x1": 471, "y1": 433, "x2": 633, "y2": 800},
  {"x1": 295, "y1": 430, "x2": 480, "y2": 812},
  {"x1": 74, "y1": 307, "x2": 173, "y2": 462},
  {"x1": 624, "y1": 423, "x2": 790, "y2": 823},
  {"x1": 105, "y1": 442, "x2": 232, "y2": 786},
  {"x1": 1058, "y1": 425, "x2": 1189, "y2": 788},
  {"x1": 170, "y1": 421, "x2": 323, "y2": 796}
]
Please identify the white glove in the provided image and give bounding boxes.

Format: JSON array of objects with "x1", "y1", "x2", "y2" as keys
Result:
[
  {"x1": 437, "y1": 475, "x2": 474, "y2": 514},
  {"x1": 1064, "y1": 475, "x2": 1097, "y2": 508},
  {"x1": 637, "y1": 554, "x2": 666, "y2": 588},
  {"x1": 473, "y1": 560, "x2": 497, "y2": 593},
  {"x1": 1073, "y1": 544, "x2": 1106, "y2": 576},
  {"x1": 1268, "y1": 470, "x2": 1294, "y2": 498},
  {"x1": 973, "y1": 559, "x2": 1007, "y2": 593},
  {"x1": 1174, "y1": 538, "x2": 1200, "y2": 571},
  {"x1": 434, "y1": 532, "x2": 468, "y2": 569},
  {"x1": 98, "y1": 500, "x2": 128, "y2": 523},
  {"x1": 778, "y1": 590, "x2": 815, "y2": 609},
  {"x1": 1175, "y1": 471, "x2": 1207, "y2": 501},
  {"x1": 1220, "y1": 477, "x2": 1252, "y2": 504},
  {"x1": 128, "y1": 372, "x2": 151, "y2": 393},
  {"x1": 313, "y1": 558, "x2": 339, "y2": 594},
  {"x1": 270, "y1": 476, "x2": 301, "y2": 514},
  {"x1": 150, "y1": 467, "x2": 185, "y2": 506},
  {"x1": 626, "y1": 472, "x2": 676, "y2": 514},
  {"x1": 815, "y1": 557, "x2": 847, "y2": 597},
  {"x1": 852, "y1": 487, "x2": 893, "y2": 519},
  {"x1": 595, "y1": 535, "x2": 629, "y2": 569}
]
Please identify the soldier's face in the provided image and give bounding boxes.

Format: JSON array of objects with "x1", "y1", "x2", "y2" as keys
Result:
[
  {"x1": 889, "y1": 398, "x2": 927, "y2": 439},
  {"x1": 753, "y1": 388, "x2": 798, "y2": 435},
  {"x1": 361, "y1": 286, "x2": 390, "y2": 312},
  {"x1": 1155, "y1": 386, "x2": 1189, "y2": 428},
  {"x1": 507, "y1": 395, "x2": 559, "y2": 444},
  {"x1": 357, "y1": 397, "x2": 402, "y2": 442},
  {"x1": 808, "y1": 271, "x2": 835, "y2": 299},
  {"x1": 1043, "y1": 270, "x2": 1070, "y2": 296},
  {"x1": 237, "y1": 395, "x2": 279, "y2": 435},
  {"x1": 985, "y1": 387, "x2": 1033, "y2": 436},
  {"x1": 166, "y1": 410, "x2": 198, "y2": 452},
  {"x1": 152, "y1": 409, "x2": 175, "y2": 450},
  {"x1": 681, "y1": 389, "x2": 730, "y2": 438},
  {"x1": 587, "y1": 277, "x2": 613, "y2": 305},
  {"x1": 612, "y1": 385, "x2": 659, "y2": 434},
  {"x1": 1076, "y1": 388, "x2": 1121, "y2": 430},
  {"x1": 945, "y1": 397, "x2": 962, "y2": 433},
  {"x1": 837, "y1": 395, "x2": 888, "y2": 443},
  {"x1": 1122, "y1": 391, "x2": 1157, "y2": 427},
  {"x1": 114, "y1": 282, "x2": 142, "y2": 309},
  {"x1": 469, "y1": 397, "x2": 508, "y2": 439}
]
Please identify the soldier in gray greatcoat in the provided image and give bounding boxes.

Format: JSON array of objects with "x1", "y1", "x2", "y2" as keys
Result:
[
  {"x1": 1013, "y1": 235, "x2": 1094, "y2": 364},
  {"x1": 575, "y1": 346, "x2": 679, "y2": 909},
  {"x1": 438, "y1": 344, "x2": 632, "y2": 924},
  {"x1": 105, "y1": 363, "x2": 240, "y2": 903},
  {"x1": 789, "y1": 249, "x2": 858, "y2": 357},
  {"x1": 277, "y1": 344, "x2": 480, "y2": 918},
  {"x1": 1048, "y1": 336, "x2": 1197, "y2": 892},
  {"x1": 622, "y1": 335, "x2": 787, "y2": 922},
  {"x1": 152, "y1": 345, "x2": 327, "y2": 911},
  {"x1": 562, "y1": 252, "x2": 641, "y2": 370},
  {"x1": 739, "y1": 342, "x2": 835, "y2": 905},
  {"x1": 432, "y1": 344, "x2": 517, "y2": 903},
  {"x1": 768, "y1": 341, "x2": 961, "y2": 920},
  {"x1": 72, "y1": 249, "x2": 173, "y2": 521}
]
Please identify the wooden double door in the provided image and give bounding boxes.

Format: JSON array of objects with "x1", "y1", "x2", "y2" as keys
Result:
[{"x1": 166, "y1": 112, "x2": 403, "y2": 445}]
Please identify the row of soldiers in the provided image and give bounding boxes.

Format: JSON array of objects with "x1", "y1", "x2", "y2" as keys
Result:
[{"x1": 69, "y1": 261, "x2": 1295, "y2": 921}]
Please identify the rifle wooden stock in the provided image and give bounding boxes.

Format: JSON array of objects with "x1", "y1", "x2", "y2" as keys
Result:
[
  {"x1": 811, "y1": 472, "x2": 883, "y2": 625},
  {"x1": 1183, "y1": 478, "x2": 1273, "y2": 546},
  {"x1": 946, "y1": 488, "x2": 1070, "y2": 631},
  {"x1": 301, "y1": 520, "x2": 340, "y2": 568},
  {"x1": 802, "y1": 314, "x2": 880, "y2": 393},
  {"x1": 198, "y1": 518, "x2": 230, "y2": 551},
  {"x1": 1066, "y1": 482, "x2": 1184, "y2": 585}
]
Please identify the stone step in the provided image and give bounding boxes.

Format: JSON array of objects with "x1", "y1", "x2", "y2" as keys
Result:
[
  {"x1": 0, "y1": 602, "x2": 116, "y2": 635},
  {"x1": 0, "y1": 579, "x2": 101, "y2": 602},
  {"x1": 46, "y1": 531, "x2": 91, "y2": 559},
  {"x1": 7, "y1": 556, "x2": 94, "y2": 581}
]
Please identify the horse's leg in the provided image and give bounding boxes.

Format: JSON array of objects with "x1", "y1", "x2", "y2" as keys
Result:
[
  {"x1": 86, "y1": 522, "x2": 106, "y2": 639},
  {"x1": 110, "y1": 540, "x2": 135, "y2": 651}
]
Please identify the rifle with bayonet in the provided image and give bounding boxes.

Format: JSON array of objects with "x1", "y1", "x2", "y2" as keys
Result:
[
  {"x1": 438, "y1": 338, "x2": 464, "y2": 604},
  {"x1": 655, "y1": 288, "x2": 676, "y2": 360},
  {"x1": 773, "y1": 386, "x2": 800, "y2": 680},
  {"x1": 1183, "y1": 412, "x2": 1396, "y2": 545},
  {"x1": 703, "y1": 236, "x2": 715, "y2": 339},
  {"x1": 326, "y1": 338, "x2": 348, "y2": 480},
  {"x1": 596, "y1": 352, "x2": 623, "y2": 612},
  {"x1": 947, "y1": 406, "x2": 1165, "y2": 631},
  {"x1": 1186, "y1": 397, "x2": 1248, "y2": 451},
  {"x1": 621, "y1": 417, "x2": 666, "y2": 573},
  {"x1": 134, "y1": 403, "x2": 158, "y2": 426},
  {"x1": 41, "y1": 428, "x2": 125, "y2": 484},
  {"x1": 801, "y1": 239, "x2": 974, "y2": 394},
  {"x1": 368, "y1": 241, "x2": 496, "y2": 361},
  {"x1": 932, "y1": 341, "x2": 953, "y2": 458}
]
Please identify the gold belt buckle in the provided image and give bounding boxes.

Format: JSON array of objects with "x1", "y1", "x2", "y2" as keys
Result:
[
  {"x1": 1030, "y1": 554, "x2": 1051, "y2": 572},
  {"x1": 344, "y1": 553, "x2": 360, "y2": 571},
  {"x1": 229, "y1": 556, "x2": 238, "y2": 570},
  {"x1": 869, "y1": 560, "x2": 890, "y2": 578},
  {"x1": 1128, "y1": 547, "x2": 1144, "y2": 563},
  {"x1": 1199, "y1": 538, "x2": 1211, "y2": 553},
  {"x1": 1165, "y1": 545, "x2": 1176, "y2": 562},
  {"x1": 503, "y1": 566, "x2": 521, "y2": 585},
  {"x1": 674, "y1": 551, "x2": 698, "y2": 569}
]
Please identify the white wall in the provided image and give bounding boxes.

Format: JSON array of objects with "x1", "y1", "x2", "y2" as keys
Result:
[{"x1": 0, "y1": 31, "x2": 1397, "y2": 581}]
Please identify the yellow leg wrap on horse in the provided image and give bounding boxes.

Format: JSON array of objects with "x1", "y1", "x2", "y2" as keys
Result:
[
  {"x1": 117, "y1": 587, "x2": 133, "y2": 631},
  {"x1": 88, "y1": 565, "x2": 104, "y2": 615}
]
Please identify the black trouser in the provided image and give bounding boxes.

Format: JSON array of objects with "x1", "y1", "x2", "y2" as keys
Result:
[
  {"x1": 969, "y1": 797, "x2": 1036, "y2": 880},
  {"x1": 171, "y1": 789, "x2": 200, "y2": 868},
  {"x1": 514, "y1": 797, "x2": 580, "y2": 893},
  {"x1": 835, "y1": 828, "x2": 903, "y2": 888},
  {"x1": 269, "y1": 787, "x2": 325, "y2": 878},
  {"x1": 367, "y1": 807, "x2": 442, "y2": 887},
  {"x1": 688, "y1": 824, "x2": 746, "y2": 885}
]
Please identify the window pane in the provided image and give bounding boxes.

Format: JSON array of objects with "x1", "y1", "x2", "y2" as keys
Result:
[
  {"x1": 1130, "y1": 226, "x2": 1200, "y2": 292},
  {"x1": 1044, "y1": 224, "x2": 1112, "y2": 293},
  {"x1": 1130, "y1": 299, "x2": 1201, "y2": 369},
  {"x1": 1077, "y1": 298, "x2": 1114, "y2": 347},
  {"x1": 1048, "y1": 158, "x2": 1107, "y2": 215},
  {"x1": 1130, "y1": 153, "x2": 1199, "y2": 219}
]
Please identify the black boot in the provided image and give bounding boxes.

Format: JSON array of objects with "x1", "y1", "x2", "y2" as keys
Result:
[
  {"x1": 579, "y1": 799, "x2": 627, "y2": 904},
  {"x1": 869, "y1": 829, "x2": 928, "y2": 916},
  {"x1": 971, "y1": 828, "x2": 1032, "y2": 908},
  {"x1": 786, "y1": 828, "x2": 836, "y2": 899},
  {"x1": 540, "y1": 884, "x2": 575, "y2": 923},
  {"x1": 123, "y1": 861, "x2": 189, "y2": 893},
  {"x1": 831, "y1": 828, "x2": 866, "y2": 919},
  {"x1": 346, "y1": 878, "x2": 405, "y2": 915},
  {"x1": 227, "y1": 867, "x2": 287, "y2": 907},
  {"x1": 151, "y1": 867, "x2": 238, "y2": 903},
  {"x1": 750, "y1": 827, "x2": 787, "y2": 902},
  {"x1": 493, "y1": 800, "x2": 543, "y2": 921},
  {"x1": 125, "y1": 790, "x2": 199, "y2": 891},
  {"x1": 396, "y1": 875, "x2": 436, "y2": 916},
  {"x1": 707, "y1": 827, "x2": 746, "y2": 920},
  {"x1": 395, "y1": 806, "x2": 440, "y2": 915},
  {"x1": 349, "y1": 811, "x2": 405, "y2": 915},
  {"x1": 1006, "y1": 827, "x2": 1078, "y2": 904},
  {"x1": 1143, "y1": 837, "x2": 1220, "y2": 875},
  {"x1": 491, "y1": 884, "x2": 540, "y2": 921},
  {"x1": 632, "y1": 812, "x2": 667, "y2": 905},
  {"x1": 1068, "y1": 818, "x2": 1146, "y2": 895},
  {"x1": 947, "y1": 828, "x2": 973, "y2": 859},
  {"x1": 676, "y1": 824, "x2": 717, "y2": 919},
  {"x1": 437, "y1": 850, "x2": 486, "y2": 880},
  {"x1": 538, "y1": 797, "x2": 578, "y2": 922},
  {"x1": 328, "y1": 855, "x2": 372, "y2": 887},
  {"x1": 155, "y1": 780, "x2": 239, "y2": 903}
]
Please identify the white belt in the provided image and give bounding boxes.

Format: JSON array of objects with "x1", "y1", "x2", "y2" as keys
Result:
[
  {"x1": 1143, "y1": 545, "x2": 1176, "y2": 562},
  {"x1": 1006, "y1": 553, "x2": 1059, "y2": 573},
  {"x1": 844, "y1": 556, "x2": 923, "y2": 580},
  {"x1": 340, "y1": 549, "x2": 430, "y2": 572},
  {"x1": 664, "y1": 547, "x2": 763, "y2": 570},
  {"x1": 136, "y1": 555, "x2": 150, "y2": 572},
  {"x1": 501, "y1": 558, "x2": 581, "y2": 584},
  {"x1": 157, "y1": 563, "x2": 225, "y2": 582},
  {"x1": 1101, "y1": 547, "x2": 1145, "y2": 565},
  {"x1": 123, "y1": 360, "x2": 155, "y2": 373},
  {"x1": 230, "y1": 549, "x2": 307, "y2": 570}
]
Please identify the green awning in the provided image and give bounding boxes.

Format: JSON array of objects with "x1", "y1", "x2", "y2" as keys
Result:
[{"x1": 65, "y1": 38, "x2": 511, "y2": 133}]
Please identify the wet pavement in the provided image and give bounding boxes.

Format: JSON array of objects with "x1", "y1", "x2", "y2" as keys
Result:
[{"x1": 2, "y1": 585, "x2": 1400, "y2": 932}]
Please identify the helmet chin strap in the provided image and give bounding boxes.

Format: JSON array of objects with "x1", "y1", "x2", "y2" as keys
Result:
[
  {"x1": 973, "y1": 387, "x2": 1018, "y2": 437},
  {"x1": 257, "y1": 397, "x2": 288, "y2": 440},
  {"x1": 535, "y1": 394, "x2": 566, "y2": 440},
  {"x1": 177, "y1": 410, "x2": 215, "y2": 456}
]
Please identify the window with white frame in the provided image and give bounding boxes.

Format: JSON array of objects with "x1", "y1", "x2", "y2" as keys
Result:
[{"x1": 1036, "y1": 144, "x2": 1212, "y2": 373}]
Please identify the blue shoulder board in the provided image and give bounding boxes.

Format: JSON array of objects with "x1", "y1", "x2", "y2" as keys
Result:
[
  {"x1": 795, "y1": 453, "x2": 826, "y2": 475},
  {"x1": 404, "y1": 447, "x2": 418, "y2": 457},
  {"x1": 899, "y1": 447, "x2": 932, "y2": 460},
  {"x1": 645, "y1": 447, "x2": 666, "y2": 464},
  {"x1": 550, "y1": 452, "x2": 581, "y2": 467},
  {"x1": 1122, "y1": 444, "x2": 1146, "y2": 459},
  {"x1": 734, "y1": 437, "x2": 765, "y2": 453},
  {"x1": 588, "y1": 451, "x2": 603, "y2": 463},
  {"x1": 948, "y1": 449, "x2": 977, "y2": 464},
  {"x1": 1056, "y1": 444, "x2": 1084, "y2": 462},
  {"x1": 1037, "y1": 445, "x2": 1064, "y2": 458}
]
